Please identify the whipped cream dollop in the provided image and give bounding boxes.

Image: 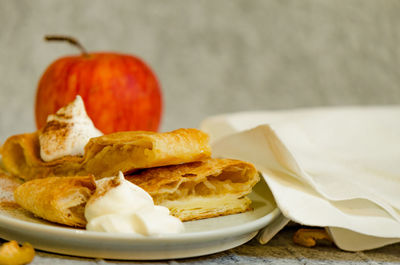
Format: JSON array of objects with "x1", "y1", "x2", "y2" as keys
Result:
[
  {"x1": 85, "y1": 172, "x2": 184, "y2": 236},
  {"x1": 39, "y1": 95, "x2": 103, "y2": 162}
]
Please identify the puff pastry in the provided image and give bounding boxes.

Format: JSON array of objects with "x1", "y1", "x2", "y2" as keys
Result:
[
  {"x1": 13, "y1": 176, "x2": 96, "y2": 227},
  {"x1": 13, "y1": 158, "x2": 259, "y2": 226},
  {"x1": 1, "y1": 128, "x2": 211, "y2": 180},
  {"x1": 127, "y1": 158, "x2": 260, "y2": 221}
]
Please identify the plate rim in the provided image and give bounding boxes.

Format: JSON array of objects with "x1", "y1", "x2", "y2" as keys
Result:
[
  {"x1": 0, "y1": 206, "x2": 281, "y2": 243},
  {"x1": 0, "y1": 176, "x2": 280, "y2": 259}
]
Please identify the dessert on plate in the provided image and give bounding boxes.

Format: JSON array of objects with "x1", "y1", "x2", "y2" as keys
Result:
[
  {"x1": 12, "y1": 158, "x2": 259, "y2": 227},
  {"x1": 1, "y1": 96, "x2": 260, "y2": 232}
]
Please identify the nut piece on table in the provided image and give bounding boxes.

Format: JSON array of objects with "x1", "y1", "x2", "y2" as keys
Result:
[
  {"x1": 0, "y1": 240, "x2": 35, "y2": 265},
  {"x1": 293, "y1": 228, "x2": 333, "y2": 247}
]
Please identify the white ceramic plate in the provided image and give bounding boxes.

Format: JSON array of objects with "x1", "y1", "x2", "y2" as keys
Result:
[{"x1": 0, "y1": 176, "x2": 279, "y2": 260}]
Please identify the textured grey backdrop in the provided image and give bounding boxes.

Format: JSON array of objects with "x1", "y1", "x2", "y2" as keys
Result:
[{"x1": 1, "y1": 0, "x2": 400, "y2": 143}]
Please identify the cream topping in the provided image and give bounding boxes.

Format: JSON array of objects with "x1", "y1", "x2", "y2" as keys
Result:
[
  {"x1": 39, "y1": 95, "x2": 103, "y2": 161},
  {"x1": 85, "y1": 172, "x2": 184, "y2": 236}
]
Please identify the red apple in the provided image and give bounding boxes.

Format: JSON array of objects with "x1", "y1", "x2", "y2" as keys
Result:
[{"x1": 35, "y1": 35, "x2": 162, "y2": 134}]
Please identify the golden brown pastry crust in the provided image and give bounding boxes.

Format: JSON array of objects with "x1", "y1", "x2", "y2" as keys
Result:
[
  {"x1": 12, "y1": 158, "x2": 259, "y2": 226},
  {"x1": 1, "y1": 128, "x2": 211, "y2": 180},
  {"x1": 127, "y1": 158, "x2": 260, "y2": 221},
  {"x1": 13, "y1": 176, "x2": 96, "y2": 227}
]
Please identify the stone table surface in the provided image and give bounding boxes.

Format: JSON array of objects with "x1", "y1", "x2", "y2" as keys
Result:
[{"x1": 3, "y1": 226, "x2": 399, "y2": 265}]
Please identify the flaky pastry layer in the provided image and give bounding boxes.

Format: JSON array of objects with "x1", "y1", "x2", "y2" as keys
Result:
[
  {"x1": 13, "y1": 176, "x2": 96, "y2": 227},
  {"x1": 1, "y1": 128, "x2": 211, "y2": 180},
  {"x1": 127, "y1": 158, "x2": 260, "y2": 221}
]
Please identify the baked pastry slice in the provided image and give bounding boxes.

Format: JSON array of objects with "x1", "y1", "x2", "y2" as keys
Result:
[
  {"x1": 13, "y1": 176, "x2": 96, "y2": 227},
  {"x1": 126, "y1": 158, "x2": 260, "y2": 221},
  {"x1": 1, "y1": 128, "x2": 211, "y2": 180},
  {"x1": 12, "y1": 158, "x2": 259, "y2": 227}
]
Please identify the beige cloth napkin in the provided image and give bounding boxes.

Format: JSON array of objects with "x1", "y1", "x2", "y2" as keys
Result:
[{"x1": 200, "y1": 106, "x2": 400, "y2": 251}]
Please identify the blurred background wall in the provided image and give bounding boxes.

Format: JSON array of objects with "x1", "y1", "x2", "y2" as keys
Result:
[{"x1": 1, "y1": 0, "x2": 400, "y2": 143}]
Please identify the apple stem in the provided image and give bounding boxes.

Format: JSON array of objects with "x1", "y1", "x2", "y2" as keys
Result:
[{"x1": 44, "y1": 35, "x2": 89, "y2": 57}]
